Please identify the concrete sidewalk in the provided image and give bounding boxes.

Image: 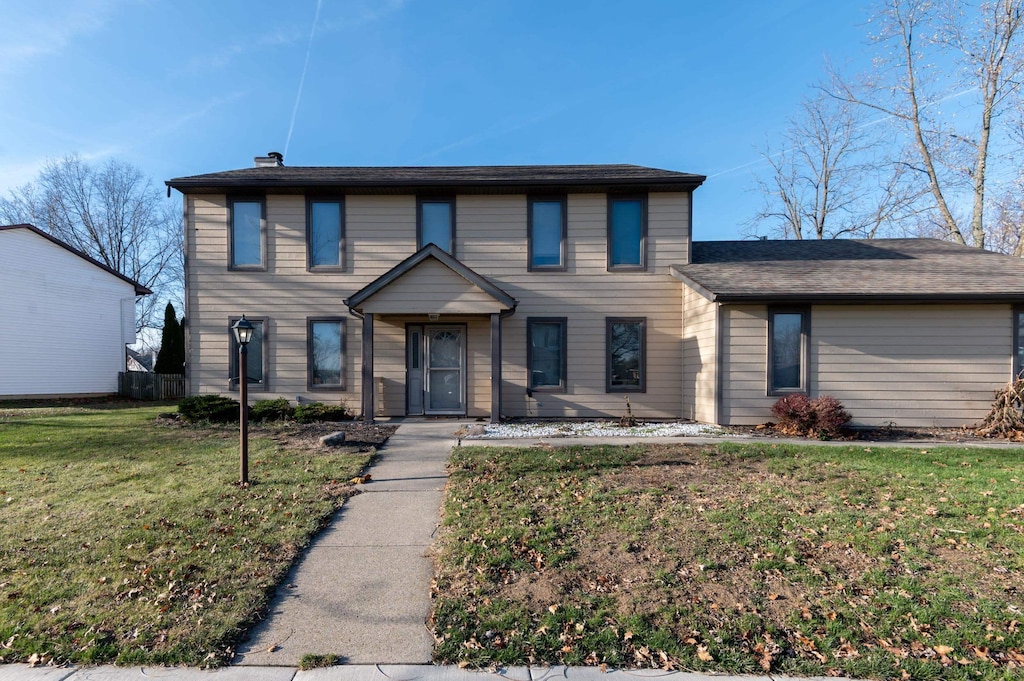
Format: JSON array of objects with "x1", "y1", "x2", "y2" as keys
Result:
[
  {"x1": 0, "y1": 663, "x2": 848, "y2": 680},
  {"x1": 232, "y1": 420, "x2": 467, "y2": 667}
]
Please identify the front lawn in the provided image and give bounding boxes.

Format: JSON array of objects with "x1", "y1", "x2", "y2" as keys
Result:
[
  {"x1": 0, "y1": 402, "x2": 373, "y2": 666},
  {"x1": 433, "y1": 442, "x2": 1024, "y2": 679}
]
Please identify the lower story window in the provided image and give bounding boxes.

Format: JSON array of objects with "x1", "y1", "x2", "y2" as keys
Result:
[
  {"x1": 309, "y1": 319, "x2": 346, "y2": 389},
  {"x1": 528, "y1": 318, "x2": 567, "y2": 392},
  {"x1": 607, "y1": 317, "x2": 646, "y2": 392},
  {"x1": 229, "y1": 317, "x2": 266, "y2": 390},
  {"x1": 768, "y1": 307, "x2": 809, "y2": 394},
  {"x1": 1015, "y1": 306, "x2": 1024, "y2": 379}
]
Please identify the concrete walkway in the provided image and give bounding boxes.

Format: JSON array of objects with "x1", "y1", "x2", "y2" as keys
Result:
[
  {"x1": 233, "y1": 420, "x2": 467, "y2": 667},
  {"x1": 0, "y1": 663, "x2": 845, "y2": 680}
]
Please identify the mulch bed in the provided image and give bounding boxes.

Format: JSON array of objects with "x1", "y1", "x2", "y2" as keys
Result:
[{"x1": 730, "y1": 422, "x2": 1016, "y2": 443}]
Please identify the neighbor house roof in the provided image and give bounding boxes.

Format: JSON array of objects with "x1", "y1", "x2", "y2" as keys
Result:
[
  {"x1": 0, "y1": 223, "x2": 152, "y2": 295},
  {"x1": 672, "y1": 238, "x2": 1024, "y2": 303},
  {"x1": 166, "y1": 164, "x2": 706, "y2": 195}
]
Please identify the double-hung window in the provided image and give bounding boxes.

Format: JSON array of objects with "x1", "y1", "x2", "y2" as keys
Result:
[
  {"x1": 308, "y1": 319, "x2": 346, "y2": 390},
  {"x1": 768, "y1": 307, "x2": 809, "y2": 394},
  {"x1": 228, "y1": 198, "x2": 265, "y2": 269},
  {"x1": 528, "y1": 196, "x2": 567, "y2": 270},
  {"x1": 418, "y1": 197, "x2": 455, "y2": 254},
  {"x1": 606, "y1": 317, "x2": 646, "y2": 392},
  {"x1": 307, "y1": 198, "x2": 345, "y2": 270},
  {"x1": 229, "y1": 317, "x2": 267, "y2": 391},
  {"x1": 607, "y1": 196, "x2": 647, "y2": 271},
  {"x1": 527, "y1": 318, "x2": 567, "y2": 392},
  {"x1": 1015, "y1": 306, "x2": 1024, "y2": 379}
]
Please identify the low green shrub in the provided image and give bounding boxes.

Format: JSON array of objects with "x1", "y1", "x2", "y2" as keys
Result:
[
  {"x1": 294, "y1": 402, "x2": 350, "y2": 423},
  {"x1": 251, "y1": 398, "x2": 294, "y2": 422},
  {"x1": 177, "y1": 394, "x2": 240, "y2": 423}
]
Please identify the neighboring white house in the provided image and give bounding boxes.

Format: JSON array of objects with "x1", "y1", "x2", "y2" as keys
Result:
[{"x1": 0, "y1": 224, "x2": 151, "y2": 398}]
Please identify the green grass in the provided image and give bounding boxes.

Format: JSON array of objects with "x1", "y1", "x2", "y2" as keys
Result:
[
  {"x1": 298, "y1": 653, "x2": 340, "y2": 669},
  {"x1": 0, "y1": 402, "x2": 371, "y2": 666},
  {"x1": 433, "y1": 442, "x2": 1024, "y2": 679}
]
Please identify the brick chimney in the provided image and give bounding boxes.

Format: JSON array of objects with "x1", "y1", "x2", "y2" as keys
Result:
[{"x1": 254, "y1": 151, "x2": 284, "y2": 168}]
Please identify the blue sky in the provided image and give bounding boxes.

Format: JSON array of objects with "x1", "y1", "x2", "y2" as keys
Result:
[{"x1": 0, "y1": 0, "x2": 875, "y2": 241}]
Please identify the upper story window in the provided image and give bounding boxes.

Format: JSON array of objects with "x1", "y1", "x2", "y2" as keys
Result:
[
  {"x1": 307, "y1": 198, "x2": 345, "y2": 270},
  {"x1": 607, "y1": 196, "x2": 647, "y2": 271},
  {"x1": 528, "y1": 196, "x2": 567, "y2": 271},
  {"x1": 228, "y1": 198, "x2": 265, "y2": 269},
  {"x1": 768, "y1": 307, "x2": 809, "y2": 395},
  {"x1": 418, "y1": 197, "x2": 455, "y2": 254}
]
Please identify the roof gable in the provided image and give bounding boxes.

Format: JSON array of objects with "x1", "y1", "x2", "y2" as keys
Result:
[
  {"x1": 345, "y1": 244, "x2": 517, "y2": 314},
  {"x1": 673, "y1": 238, "x2": 1024, "y2": 302},
  {"x1": 0, "y1": 224, "x2": 152, "y2": 295}
]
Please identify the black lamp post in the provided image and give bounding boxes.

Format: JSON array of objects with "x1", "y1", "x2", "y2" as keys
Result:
[{"x1": 232, "y1": 315, "x2": 255, "y2": 485}]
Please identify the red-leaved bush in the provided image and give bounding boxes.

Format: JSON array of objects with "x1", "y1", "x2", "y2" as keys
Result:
[
  {"x1": 771, "y1": 394, "x2": 851, "y2": 438},
  {"x1": 770, "y1": 394, "x2": 816, "y2": 434}
]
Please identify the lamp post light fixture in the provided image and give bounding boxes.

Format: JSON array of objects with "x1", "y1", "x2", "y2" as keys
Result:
[{"x1": 232, "y1": 315, "x2": 255, "y2": 485}]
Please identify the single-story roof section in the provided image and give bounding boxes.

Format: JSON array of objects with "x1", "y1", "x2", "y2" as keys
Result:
[
  {"x1": 672, "y1": 238, "x2": 1024, "y2": 303},
  {"x1": 166, "y1": 164, "x2": 706, "y2": 195}
]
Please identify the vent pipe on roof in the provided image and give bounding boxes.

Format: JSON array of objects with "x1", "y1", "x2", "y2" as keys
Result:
[{"x1": 254, "y1": 151, "x2": 284, "y2": 168}]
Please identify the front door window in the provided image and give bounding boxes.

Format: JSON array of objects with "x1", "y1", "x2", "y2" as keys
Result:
[{"x1": 425, "y1": 327, "x2": 465, "y2": 414}]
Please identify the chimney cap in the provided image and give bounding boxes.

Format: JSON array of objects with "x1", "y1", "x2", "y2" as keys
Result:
[{"x1": 254, "y1": 151, "x2": 284, "y2": 168}]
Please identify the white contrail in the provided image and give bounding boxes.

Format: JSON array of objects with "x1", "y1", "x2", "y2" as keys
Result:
[{"x1": 284, "y1": 0, "x2": 322, "y2": 158}]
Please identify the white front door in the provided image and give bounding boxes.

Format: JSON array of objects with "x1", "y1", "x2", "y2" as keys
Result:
[{"x1": 424, "y1": 326, "x2": 465, "y2": 415}]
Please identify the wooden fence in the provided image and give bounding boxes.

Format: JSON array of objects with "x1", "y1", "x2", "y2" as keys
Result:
[{"x1": 118, "y1": 373, "x2": 187, "y2": 401}]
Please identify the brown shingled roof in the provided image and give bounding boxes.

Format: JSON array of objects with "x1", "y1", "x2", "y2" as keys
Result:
[
  {"x1": 672, "y1": 238, "x2": 1024, "y2": 302},
  {"x1": 166, "y1": 164, "x2": 706, "y2": 194}
]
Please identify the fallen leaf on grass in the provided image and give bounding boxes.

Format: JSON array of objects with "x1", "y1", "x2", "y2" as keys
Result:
[{"x1": 697, "y1": 645, "x2": 714, "y2": 662}]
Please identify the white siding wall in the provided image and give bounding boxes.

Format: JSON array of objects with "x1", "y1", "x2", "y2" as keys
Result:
[
  {"x1": 185, "y1": 191, "x2": 691, "y2": 419},
  {"x1": 718, "y1": 303, "x2": 1013, "y2": 428},
  {"x1": 0, "y1": 229, "x2": 137, "y2": 396}
]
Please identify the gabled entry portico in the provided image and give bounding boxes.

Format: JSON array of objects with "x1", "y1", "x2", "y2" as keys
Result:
[{"x1": 345, "y1": 244, "x2": 517, "y2": 423}]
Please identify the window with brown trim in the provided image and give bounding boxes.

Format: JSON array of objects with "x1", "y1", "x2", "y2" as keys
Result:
[
  {"x1": 527, "y1": 317, "x2": 567, "y2": 392},
  {"x1": 228, "y1": 197, "x2": 266, "y2": 269},
  {"x1": 528, "y1": 196, "x2": 567, "y2": 271},
  {"x1": 308, "y1": 318, "x2": 346, "y2": 390},
  {"x1": 606, "y1": 317, "x2": 646, "y2": 392},
  {"x1": 1014, "y1": 305, "x2": 1024, "y2": 379},
  {"x1": 307, "y1": 198, "x2": 345, "y2": 271},
  {"x1": 228, "y1": 316, "x2": 268, "y2": 391},
  {"x1": 768, "y1": 307, "x2": 809, "y2": 395},
  {"x1": 607, "y1": 195, "x2": 647, "y2": 271},
  {"x1": 417, "y1": 197, "x2": 455, "y2": 254}
]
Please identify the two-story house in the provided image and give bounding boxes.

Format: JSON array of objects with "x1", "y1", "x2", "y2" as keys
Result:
[{"x1": 167, "y1": 154, "x2": 1024, "y2": 428}]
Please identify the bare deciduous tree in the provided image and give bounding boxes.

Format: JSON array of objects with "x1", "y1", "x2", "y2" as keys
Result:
[
  {"x1": 0, "y1": 154, "x2": 183, "y2": 331},
  {"x1": 750, "y1": 93, "x2": 923, "y2": 239},
  {"x1": 829, "y1": 0, "x2": 1024, "y2": 249}
]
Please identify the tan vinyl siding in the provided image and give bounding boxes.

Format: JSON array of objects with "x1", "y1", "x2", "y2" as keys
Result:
[
  {"x1": 682, "y1": 285, "x2": 717, "y2": 423},
  {"x1": 717, "y1": 303, "x2": 1013, "y2": 428},
  {"x1": 186, "y1": 191, "x2": 692, "y2": 419},
  {"x1": 358, "y1": 259, "x2": 505, "y2": 314},
  {"x1": 813, "y1": 304, "x2": 1011, "y2": 427},
  {"x1": 719, "y1": 305, "x2": 772, "y2": 424}
]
